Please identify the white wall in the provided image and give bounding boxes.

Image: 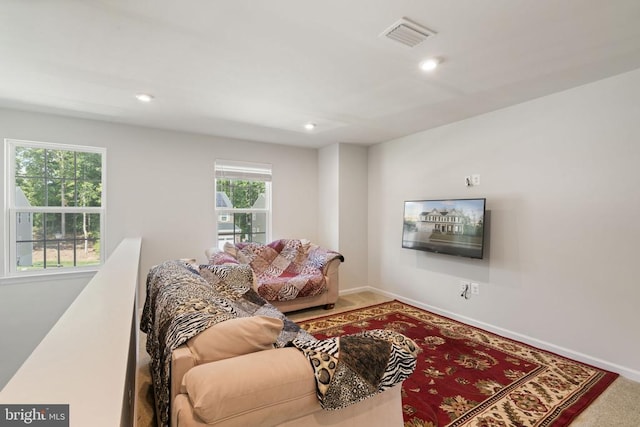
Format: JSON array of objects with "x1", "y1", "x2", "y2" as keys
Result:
[
  {"x1": 318, "y1": 143, "x2": 368, "y2": 290},
  {"x1": 318, "y1": 144, "x2": 339, "y2": 250},
  {"x1": 368, "y1": 68, "x2": 640, "y2": 379},
  {"x1": 0, "y1": 273, "x2": 92, "y2": 388},
  {"x1": 0, "y1": 238, "x2": 141, "y2": 427},
  {"x1": 0, "y1": 109, "x2": 319, "y2": 298},
  {"x1": 337, "y1": 144, "x2": 368, "y2": 289}
]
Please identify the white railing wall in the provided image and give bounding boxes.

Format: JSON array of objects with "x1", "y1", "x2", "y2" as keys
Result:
[{"x1": 0, "y1": 237, "x2": 142, "y2": 427}]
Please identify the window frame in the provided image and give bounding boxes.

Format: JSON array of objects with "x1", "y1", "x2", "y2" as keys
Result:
[
  {"x1": 4, "y1": 138, "x2": 107, "y2": 277},
  {"x1": 214, "y1": 159, "x2": 272, "y2": 248}
]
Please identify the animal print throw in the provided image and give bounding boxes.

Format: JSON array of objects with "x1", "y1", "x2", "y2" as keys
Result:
[{"x1": 290, "y1": 329, "x2": 419, "y2": 410}]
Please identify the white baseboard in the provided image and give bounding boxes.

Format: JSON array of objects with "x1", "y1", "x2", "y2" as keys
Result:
[
  {"x1": 339, "y1": 286, "x2": 374, "y2": 296},
  {"x1": 341, "y1": 286, "x2": 640, "y2": 383}
]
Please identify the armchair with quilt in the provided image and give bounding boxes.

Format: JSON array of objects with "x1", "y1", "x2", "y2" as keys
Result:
[{"x1": 206, "y1": 239, "x2": 343, "y2": 313}]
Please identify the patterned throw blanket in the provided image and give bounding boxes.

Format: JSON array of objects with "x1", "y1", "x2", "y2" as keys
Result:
[
  {"x1": 290, "y1": 329, "x2": 419, "y2": 410},
  {"x1": 209, "y1": 239, "x2": 344, "y2": 301},
  {"x1": 141, "y1": 260, "x2": 416, "y2": 427}
]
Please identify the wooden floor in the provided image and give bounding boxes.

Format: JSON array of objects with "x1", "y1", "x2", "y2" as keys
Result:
[
  {"x1": 286, "y1": 291, "x2": 391, "y2": 323},
  {"x1": 135, "y1": 291, "x2": 640, "y2": 426}
]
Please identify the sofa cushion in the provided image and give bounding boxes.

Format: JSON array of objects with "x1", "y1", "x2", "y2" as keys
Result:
[
  {"x1": 186, "y1": 316, "x2": 283, "y2": 364},
  {"x1": 182, "y1": 347, "x2": 320, "y2": 426}
]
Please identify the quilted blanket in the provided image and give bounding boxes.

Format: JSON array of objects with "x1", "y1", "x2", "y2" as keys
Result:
[
  {"x1": 290, "y1": 329, "x2": 419, "y2": 410},
  {"x1": 140, "y1": 260, "x2": 312, "y2": 427},
  {"x1": 210, "y1": 239, "x2": 344, "y2": 302}
]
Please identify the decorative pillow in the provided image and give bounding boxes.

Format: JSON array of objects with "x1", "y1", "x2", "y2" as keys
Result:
[{"x1": 186, "y1": 316, "x2": 283, "y2": 364}]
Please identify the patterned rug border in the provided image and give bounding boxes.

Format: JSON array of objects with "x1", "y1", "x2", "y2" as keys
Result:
[
  {"x1": 299, "y1": 299, "x2": 619, "y2": 426},
  {"x1": 300, "y1": 299, "x2": 617, "y2": 374}
]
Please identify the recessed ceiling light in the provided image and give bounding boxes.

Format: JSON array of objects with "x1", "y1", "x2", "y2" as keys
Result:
[
  {"x1": 135, "y1": 93, "x2": 154, "y2": 102},
  {"x1": 419, "y1": 58, "x2": 440, "y2": 72},
  {"x1": 304, "y1": 123, "x2": 316, "y2": 131}
]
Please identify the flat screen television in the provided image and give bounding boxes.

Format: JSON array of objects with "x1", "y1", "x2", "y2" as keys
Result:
[{"x1": 402, "y1": 198, "x2": 486, "y2": 259}]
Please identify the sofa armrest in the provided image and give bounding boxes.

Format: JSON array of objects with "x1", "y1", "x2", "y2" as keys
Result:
[
  {"x1": 323, "y1": 257, "x2": 342, "y2": 307},
  {"x1": 322, "y1": 257, "x2": 342, "y2": 281},
  {"x1": 171, "y1": 344, "x2": 196, "y2": 410}
]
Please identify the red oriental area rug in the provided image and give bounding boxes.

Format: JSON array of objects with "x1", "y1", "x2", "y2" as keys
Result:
[{"x1": 298, "y1": 300, "x2": 618, "y2": 427}]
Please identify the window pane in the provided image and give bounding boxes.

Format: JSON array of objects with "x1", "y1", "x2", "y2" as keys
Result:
[
  {"x1": 46, "y1": 149, "x2": 76, "y2": 179},
  {"x1": 216, "y1": 212, "x2": 267, "y2": 249},
  {"x1": 76, "y1": 179, "x2": 102, "y2": 207},
  {"x1": 76, "y1": 152, "x2": 103, "y2": 207},
  {"x1": 216, "y1": 179, "x2": 266, "y2": 209},
  {"x1": 216, "y1": 217, "x2": 239, "y2": 250},
  {"x1": 15, "y1": 178, "x2": 45, "y2": 206},
  {"x1": 46, "y1": 178, "x2": 64, "y2": 206},
  {"x1": 250, "y1": 212, "x2": 267, "y2": 244},
  {"x1": 14, "y1": 146, "x2": 103, "y2": 208},
  {"x1": 15, "y1": 147, "x2": 45, "y2": 179},
  {"x1": 76, "y1": 152, "x2": 103, "y2": 179},
  {"x1": 233, "y1": 212, "x2": 266, "y2": 244},
  {"x1": 14, "y1": 212, "x2": 101, "y2": 271}
]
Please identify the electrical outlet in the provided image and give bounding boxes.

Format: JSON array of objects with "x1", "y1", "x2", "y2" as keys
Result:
[
  {"x1": 471, "y1": 282, "x2": 480, "y2": 295},
  {"x1": 459, "y1": 280, "x2": 470, "y2": 298},
  {"x1": 472, "y1": 174, "x2": 481, "y2": 186}
]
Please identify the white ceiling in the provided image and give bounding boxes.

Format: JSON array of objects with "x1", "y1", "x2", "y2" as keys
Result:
[{"x1": 2, "y1": 1, "x2": 640, "y2": 148}]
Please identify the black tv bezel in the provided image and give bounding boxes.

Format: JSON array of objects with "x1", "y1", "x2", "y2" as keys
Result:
[{"x1": 402, "y1": 198, "x2": 487, "y2": 259}]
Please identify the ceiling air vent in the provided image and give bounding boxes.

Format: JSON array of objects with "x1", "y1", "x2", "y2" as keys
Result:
[{"x1": 381, "y1": 18, "x2": 436, "y2": 48}]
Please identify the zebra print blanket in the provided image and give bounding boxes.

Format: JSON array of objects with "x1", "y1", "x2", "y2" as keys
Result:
[
  {"x1": 290, "y1": 329, "x2": 418, "y2": 410},
  {"x1": 140, "y1": 260, "x2": 312, "y2": 427}
]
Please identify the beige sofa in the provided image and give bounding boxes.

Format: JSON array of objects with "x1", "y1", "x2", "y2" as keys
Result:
[
  {"x1": 170, "y1": 333, "x2": 405, "y2": 427},
  {"x1": 206, "y1": 240, "x2": 343, "y2": 313},
  {"x1": 143, "y1": 260, "x2": 414, "y2": 427}
]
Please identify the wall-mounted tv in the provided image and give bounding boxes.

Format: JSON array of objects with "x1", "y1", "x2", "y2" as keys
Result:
[{"x1": 402, "y1": 198, "x2": 486, "y2": 259}]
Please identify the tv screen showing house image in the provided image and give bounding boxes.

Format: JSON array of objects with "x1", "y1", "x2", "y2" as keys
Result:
[{"x1": 402, "y1": 198, "x2": 486, "y2": 259}]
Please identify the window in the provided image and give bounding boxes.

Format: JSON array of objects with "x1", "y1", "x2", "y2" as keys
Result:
[
  {"x1": 215, "y1": 160, "x2": 271, "y2": 249},
  {"x1": 5, "y1": 139, "x2": 106, "y2": 274}
]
